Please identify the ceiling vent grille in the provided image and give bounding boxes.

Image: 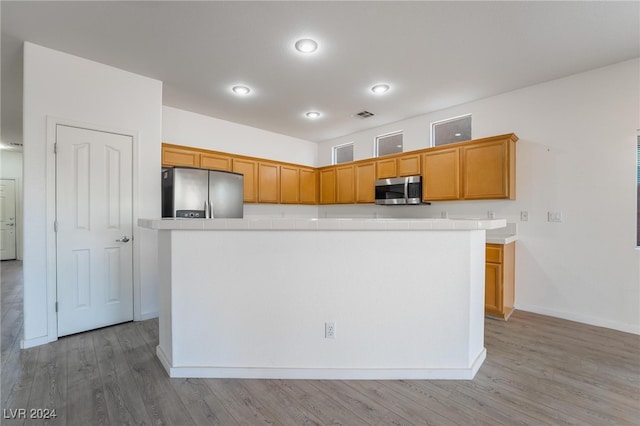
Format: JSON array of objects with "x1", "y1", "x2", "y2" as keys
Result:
[{"x1": 354, "y1": 110, "x2": 375, "y2": 119}]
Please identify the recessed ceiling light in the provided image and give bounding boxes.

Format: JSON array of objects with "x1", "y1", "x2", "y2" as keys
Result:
[
  {"x1": 232, "y1": 85, "x2": 251, "y2": 95},
  {"x1": 305, "y1": 111, "x2": 321, "y2": 119},
  {"x1": 371, "y1": 84, "x2": 390, "y2": 94},
  {"x1": 295, "y1": 39, "x2": 318, "y2": 53}
]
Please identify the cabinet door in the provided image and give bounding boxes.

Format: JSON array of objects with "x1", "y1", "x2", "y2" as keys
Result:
[
  {"x1": 355, "y1": 162, "x2": 376, "y2": 203},
  {"x1": 232, "y1": 158, "x2": 258, "y2": 203},
  {"x1": 422, "y1": 147, "x2": 460, "y2": 201},
  {"x1": 397, "y1": 154, "x2": 421, "y2": 176},
  {"x1": 162, "y1": 146, "x2": 200, "y2": 168},
  {"x1": 376, "y1": 158, "x2": 396, "y2": 179},
  {"x1": 201, "y1": 153, "x2": 232, "y2": 171},
  {"x1": 462, "y1": 139, "x2": 511, "y2": 199},
  {"x1": 280, "y1": 165, "x2": 300, "y2": 204},
  {"x1": 258, "y1": 162, "x2": 280, "y2": 203},
  {"x1": 336, "y1": 165, "x2": 355, "y2": 204},
  {"x1": 485, "y1": 262, "x2": 503, "y2": 317},
  {"x1": 319, "y1": 168, "x2": 336, "y2": 204},
  {"x1": 299, "y1": 168, "x2": 318, "y2": 205}
]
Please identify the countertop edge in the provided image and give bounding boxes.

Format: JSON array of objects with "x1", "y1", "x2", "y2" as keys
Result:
[{"x1": 138, "y1": 217, "x2": 508, "y2": 231}]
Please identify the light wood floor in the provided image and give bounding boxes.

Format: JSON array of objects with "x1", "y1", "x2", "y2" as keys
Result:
[{"x1": 1, "y1": 260, "x2": 639, "y2": 425}]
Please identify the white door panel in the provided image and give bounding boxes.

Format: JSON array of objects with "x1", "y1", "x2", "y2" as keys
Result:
[
  {"x1": 56, "y1": 125, "x2": 133, "y2": 336},
  {"x1": 0, "y1": 179, "x2": 17, "y2": 260}
]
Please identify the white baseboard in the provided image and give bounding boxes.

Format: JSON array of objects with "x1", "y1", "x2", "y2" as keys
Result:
[
  {"x1": 516, "y1": 304, "x2": 640, "y2": 335},
  {"x1": 21, "y1": 335, "x2": 51, "y2": 349},
  {"x1": 156, "y1": 348, "x2": 486, "y2": 381},
  {"x1": 139, "y1": 311, "x2": 159, "y2": 321}
]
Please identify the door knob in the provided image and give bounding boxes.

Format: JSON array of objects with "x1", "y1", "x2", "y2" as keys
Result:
[
  {"x1": 115, "y1": 236, "x2": 130, "y2": 243},
  {"x1": 6, "y1": 223, "x2": 14, "y2": 227}
]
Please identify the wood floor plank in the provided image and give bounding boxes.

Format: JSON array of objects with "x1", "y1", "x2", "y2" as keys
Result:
[
  {"x1": 1, "y1": 342, "x2": 40, "y2": 426},
  {"x1": 342, "y1": 380, "x2": 457, "y2": 426},
  {"x1": 306, "y1": 379, "x2": 404, "y2": 425},
  {"x1": 205, "y1": 378, "x2": 281, "y2": 425},
  {"x1": 65, "y1": 332, "x2": 110, "y2": 426},
  {"x1": 171, "y1": 378, "x2": 240, "y2": 426},
  {"x1": 92, "y1": 327, "x2": 155, "y2": 426},
  {"x1": 240, "y1": 379, "x2": 325, "y2": 425},
  {"x1": 115, "y1": 324, "x2": 196, "y2": 426},
  {"x1": 25, "y1": 338, "x2": 68, "y2": 426},
  {"x1": 277, "y1": 380, "x2": 372, "y2": 425}
]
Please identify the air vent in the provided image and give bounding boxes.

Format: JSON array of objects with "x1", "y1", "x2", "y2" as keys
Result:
[{"x1": 354, "y1": 110, "x2": 375, "y2": 119}]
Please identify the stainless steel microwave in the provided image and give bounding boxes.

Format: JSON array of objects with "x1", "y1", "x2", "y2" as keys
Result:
[{"x1": 375, "y1": 175, "x2": 423, "y2": 205}]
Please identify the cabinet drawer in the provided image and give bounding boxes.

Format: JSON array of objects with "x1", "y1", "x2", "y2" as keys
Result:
[{"x1": 486, "y1": 244, "x2": 503, "y2": 263}]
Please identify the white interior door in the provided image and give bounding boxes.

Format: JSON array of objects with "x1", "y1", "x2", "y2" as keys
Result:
[
  {"x1": 56, "y1": 125, "x2": 133, "y2": 337},
  {"x1": 0, "y1": 179, "x2": 17, "y2": 260}
]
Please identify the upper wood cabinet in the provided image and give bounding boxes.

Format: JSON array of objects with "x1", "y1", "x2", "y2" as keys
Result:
[
  {"x1": 319, "y1": 167, "x2": 336, "y2": 204},
  {"x1": 162, "y1": 145, "x2": 201, "y2": 168},
  {"x1": 376, "y1": 153, "x2": 421, "y2": 179},
  {"x1": 336, "y1": 165, "x2": 355, "y2": 204},
  {"x1": 280, "y1": 165, "x2": 300, "y2": 204},
  {"x1": 162, "y1": 133, "x2": 517, "y2": 205},
  {"x1": 397, "y1": 154, "x2": 421, "y2": 176},
  {"x1": 462, "y1": 136, "x2": 516, "y2": 200},
  {"x1": 355, "y1": 162, "x2": 376, "y2": 203},
  {"x1": 376, "y1": 158, "x2": 397, "y2": 179},
  {"x1": 422, "y1": 134, "x2": 517, "y2": 202},
  {"x1": 201, "y1": 153, "x2": 232, "y2": 171},
  {"x1": 299, "y1": 167, "x2": 318, "y2": 205},
  {"x1": 422, "y1": 147, "x2": 461, "y2": 201},
  {"x1": 258, "y1": 162, "x2": 280, "y2": 203},
  {"x1": 232, "y1": 158, "x2": 258, "y2": 203}
]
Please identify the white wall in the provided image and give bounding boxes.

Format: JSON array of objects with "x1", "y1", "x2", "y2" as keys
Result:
[
  {"x1": 22, "y1": 43, "x2": 163, "y2": 347},
  {"x1": 162, "y1": 106, "x2": 317, "y2": 166},
  {"x1": 0, "y1": 150, "x2": 23, "y2": 259},
  {"x1": 318, "y1": 59, "x2": 640, "y2": 334}
]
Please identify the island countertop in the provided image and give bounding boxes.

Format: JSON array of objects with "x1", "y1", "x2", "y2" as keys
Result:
[{"x1": 138, "y1": 217, "x2": 507, "y2": 231}]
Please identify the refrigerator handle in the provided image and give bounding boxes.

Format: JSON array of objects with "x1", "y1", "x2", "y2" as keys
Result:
[
  {"x1": 204, "y1": 200, "x2": 210, "y2": 219},
  {"x1": 210, "y1": 201, "x2": 214, "y2": 219}
]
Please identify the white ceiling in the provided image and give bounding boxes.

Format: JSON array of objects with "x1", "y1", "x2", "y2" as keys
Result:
[{"x1": 2, "y1": 1, "x2": 639, "y2": 146}]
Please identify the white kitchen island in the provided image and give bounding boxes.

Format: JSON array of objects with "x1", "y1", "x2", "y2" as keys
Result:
[{"x1": 139, "y1": 217, "x2": 506, "y2": 380}]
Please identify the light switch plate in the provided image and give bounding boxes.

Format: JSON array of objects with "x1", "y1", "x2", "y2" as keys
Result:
[{"x1": 548, "y1": 211, "x2": 563, "y2": 222}]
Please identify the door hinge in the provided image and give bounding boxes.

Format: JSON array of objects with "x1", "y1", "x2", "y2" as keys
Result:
[
  {"x1": 54, "y1": 220, "x2": 58, "y2": 232},
  {"x1": 55, "y1": 301, "x2": 58, "y2": 313},
  {"x1": 54, "y1": 143, "x2": 57, "y2": 154}
]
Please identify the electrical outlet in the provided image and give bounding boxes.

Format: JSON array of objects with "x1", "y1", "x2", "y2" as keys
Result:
[
  {"x1": 520, "y1": 211, "x2": 529, "y2": 222},
  {"x1": 325, "y1": 322, "x2": 336, "y2": 339},
  {"x1": 487, "y1": 211, "x2": 495, "y2": 219},
  {"x1": 441, "y1": 211, "x2": 448, "y2": 219}
]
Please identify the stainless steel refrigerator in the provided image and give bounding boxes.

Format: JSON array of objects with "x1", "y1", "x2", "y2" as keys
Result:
[{"x1": 162, "y1": 167, "x2": 244, "y2": 218}]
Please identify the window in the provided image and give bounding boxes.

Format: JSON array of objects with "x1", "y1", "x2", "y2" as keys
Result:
[
  {"x1": 375, "y1": 131, "x2": 403, "y2": 157},
  {"x1": 333, "y1": 143, "x2": 354, "y2": 164},
  {"x1": 431, "y1": 114, "x2": 472, "y2": 146}
]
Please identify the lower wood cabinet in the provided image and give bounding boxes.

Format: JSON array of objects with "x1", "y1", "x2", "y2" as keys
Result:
[{"x1": 485, "y1": 242, "x2": 515, "y2": 320}]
